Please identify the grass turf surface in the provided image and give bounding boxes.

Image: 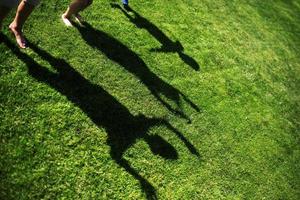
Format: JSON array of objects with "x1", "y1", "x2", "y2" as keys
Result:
[{"x1": 0, "y1": 0, "x2": 300, "y2": 199}]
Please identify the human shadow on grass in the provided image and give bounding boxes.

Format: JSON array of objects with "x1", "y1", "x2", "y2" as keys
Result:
[
  {"x1": 1, "y1": 34, "x2": 200, "y2": 200},
  {"x1": 73, "y1": 22, "x2": 199, "y2": 122},
  {"x1": 110, "y1": 3, "x2": 200, "y2": 71}
]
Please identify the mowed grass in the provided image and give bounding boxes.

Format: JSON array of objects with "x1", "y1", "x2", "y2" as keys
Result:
[{"x1": 0, "y1": 0, "x2": 299, "y2": 199}]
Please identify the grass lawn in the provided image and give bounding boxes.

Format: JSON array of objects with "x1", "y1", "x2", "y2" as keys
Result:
[{"x1": 0, "y1": 0, "x2": 299, "y2": 199}]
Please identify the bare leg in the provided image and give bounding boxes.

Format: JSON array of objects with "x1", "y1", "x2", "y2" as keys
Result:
[
  {"x1": 0, "y1": 6, "x2": 12, "y2": 31},
  {"x1": 9, "y1": 1, "x2": 35, "y2": 48},
  {"x1": 75, "y1": 0, "x2": 93, "y2": 23},
  {"x1": 76, "y1": 0, "x2": 93, "y2": 14}
]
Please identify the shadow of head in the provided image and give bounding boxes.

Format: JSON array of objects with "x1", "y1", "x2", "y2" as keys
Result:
[{"x1": 145, "y1": 135, "x2": 178, "y2": 160}]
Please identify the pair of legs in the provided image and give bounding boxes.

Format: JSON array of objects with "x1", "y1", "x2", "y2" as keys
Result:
[
  {"x1": 62, "y1": 0, "x2": 93, "y2": 26},
  {"x1": 0, "y1": 0, "x2": 39, "y2": 48}
]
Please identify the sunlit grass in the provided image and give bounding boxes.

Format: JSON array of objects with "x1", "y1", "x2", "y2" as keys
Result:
[{"x1": 1, "y1": 0, "x2": 299, "y2": 199}]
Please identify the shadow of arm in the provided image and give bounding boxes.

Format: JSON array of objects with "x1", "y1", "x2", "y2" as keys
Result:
[
  {"x1": 116, "y1": 158, "x2": 158, "y2": 200},
  {"x1": 164, "y1": 121, "x2": 200, "y2": 157},
  {"x1": 153, "y1": 92, "x2": 191, "y2": 121}
]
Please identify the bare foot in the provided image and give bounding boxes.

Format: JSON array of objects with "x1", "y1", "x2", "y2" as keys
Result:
[
  {"x1": 9, "y1": 24, "x2": 27, "y2": 49},
  {"x1": 61, "y1": 14, "x2": 73, "y2": 27}
]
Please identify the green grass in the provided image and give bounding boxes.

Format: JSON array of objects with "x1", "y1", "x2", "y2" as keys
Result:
[{"x1": 1, "y1": 0, "x2": 299, "y2": 199}]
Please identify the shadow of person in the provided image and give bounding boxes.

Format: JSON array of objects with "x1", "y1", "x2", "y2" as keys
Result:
[
  {"x1": 73, "y1": 22, "x2": 200, "y2": 122},
  {"x1": 1, "y1": 33, "x2": 200, "y2": 199},
  {"x1": 110, "y1": 3, "x2": 200, "y2": 71}
]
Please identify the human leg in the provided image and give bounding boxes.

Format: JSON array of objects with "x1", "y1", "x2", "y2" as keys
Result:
[
  {"x1": 74, "y1": 0, "x2": 93, "y2": 23},
  {"x1": 9, "y1": 0, "x2": 39, "y2": 48},
  {"x1": 62, "y1": 0, "x2": 93, "y2": 26}
]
